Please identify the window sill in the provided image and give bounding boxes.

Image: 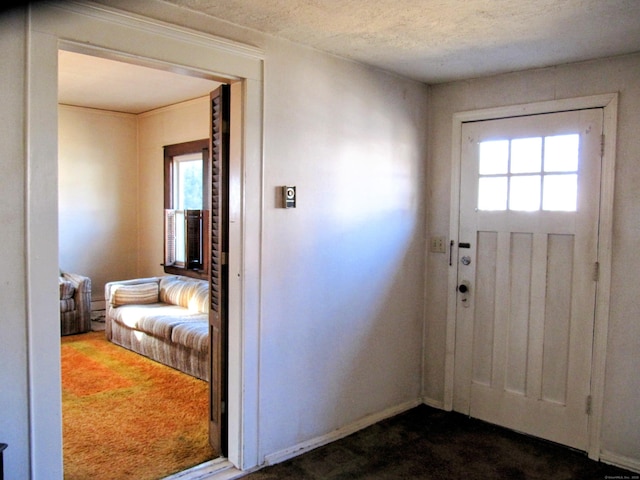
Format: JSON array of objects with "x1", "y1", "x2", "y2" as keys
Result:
[{"x1": 163, "y1": 265, "x2": 208, "y2": 281}]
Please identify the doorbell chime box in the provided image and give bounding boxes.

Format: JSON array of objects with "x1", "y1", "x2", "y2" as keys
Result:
[{"x1": 282, "y1": 186, "x2": 296, "y2": 208}]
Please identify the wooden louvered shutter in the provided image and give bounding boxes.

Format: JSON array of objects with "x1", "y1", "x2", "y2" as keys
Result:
[
  {"x1": 209, "y1": 84, "x2": 230, "y2": 455},
  {"x1": 164, "y1": 209, "x2": 176, "y2": 266},
  {"x1": 185, "y1": 209, "x2": 203, "y2": 269}
]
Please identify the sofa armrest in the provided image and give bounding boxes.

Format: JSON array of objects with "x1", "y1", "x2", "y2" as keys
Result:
[
  {"x1": 62, "y1": 272, "x2": 91, "y2": 293},
  {"x1": 104, "y1": 277, "x2": 164, "y2": 305},
  {"x1": 61, "y1": 272, "x2": 92, "y2": 333}
]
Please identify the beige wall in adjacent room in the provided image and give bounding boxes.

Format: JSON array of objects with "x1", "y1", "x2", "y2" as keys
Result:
[
  {"x1": 424, "y1": 53, "x2": 640, "y2": 466},
  {"x1": 136, "y1": 96, "x2": 210, "y2": 279},
  {"x1": 58, "y1": 106, "x2": 138, "y2": 303},
  {"x1": 58, "y1": 96, "x2": 209, "y2": 303}
]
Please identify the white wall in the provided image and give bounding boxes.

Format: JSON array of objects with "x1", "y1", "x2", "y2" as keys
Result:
[
  {"x1": 58, "y1": 106, "x2": 138, "y2": 302},
  {"x1": 424, "y1": 53, "x2": 640, "y2": 467},
  {"x1": 5, "y1": 2, "x2": 430, "y2": 478},
  {"x1": 0, "y1": 9, "x2": 31, "y2": 479},
  {"x1": 259, "y1": 38, "x2": 429, "y2": 458}
]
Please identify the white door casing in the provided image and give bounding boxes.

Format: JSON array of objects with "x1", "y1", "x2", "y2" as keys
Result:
[
  {"x1": 453, "y1": 109, "x2": 603, "y2": 451},
  {"x1": 28, "y1": 2, "x2": 265, "y2": 475}
]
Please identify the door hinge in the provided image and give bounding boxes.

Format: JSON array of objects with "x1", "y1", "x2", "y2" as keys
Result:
[
  {"x1": 221, "y1": 252, "x2": 228, "y2": 265},
  {"x1": 593, "y1": 261, "x2": 600, "y2": 282},
  {"x1": 222, "y1": 400, "x2": 226, "y2": 414},
  {"x1": 601, "y1": 134, "x2": 605, "y2": 157},
  {"x1": 586, "y1": 395, "x2": 592, "y2": 415}
]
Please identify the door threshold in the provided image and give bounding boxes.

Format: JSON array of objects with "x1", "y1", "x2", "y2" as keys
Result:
[{"x1": 161, "y1": 457, "x2": 247, "y2": 480}]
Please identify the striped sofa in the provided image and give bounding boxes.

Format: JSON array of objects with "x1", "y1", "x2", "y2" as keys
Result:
[
  {"x1": 105, "y1": 275, "x2": 209, "y2": 381},
  {"x1": 60, "y1": 272, "x2": 92, "y2": 336}
]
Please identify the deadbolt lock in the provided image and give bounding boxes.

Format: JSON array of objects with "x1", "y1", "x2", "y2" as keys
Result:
[{"x1": 458, "y1": 281, "x2": 471, "y2": 308}]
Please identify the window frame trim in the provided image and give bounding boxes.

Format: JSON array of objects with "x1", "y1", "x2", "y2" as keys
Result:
[{"x1": 163, "y1": 138, "x2": 210, "y2": 279}]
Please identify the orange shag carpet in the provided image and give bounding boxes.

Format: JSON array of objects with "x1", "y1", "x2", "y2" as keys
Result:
[{"x1": 61, "y1": 331, "x2": 215, "y2": 480}]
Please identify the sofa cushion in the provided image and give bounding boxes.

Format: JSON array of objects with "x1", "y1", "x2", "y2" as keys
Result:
[
  {"x1": 59, "y1": 278, "x2": 75, "y2": 300},
  {"x1": 159, "y1": 277, "x2": 209, "y2": 313},
  {"x1": 171, "y1": 322, "x2": 209, "y2": 352},
  {"x1": 188, "y1": 282, "x2": 209, "y2": 314},
  {"x1": 112, "y1": 304, "x2": 207, "y2": 340},
  {"x1": 111, "y1": 282, "x2": 159, "y2": 306}
]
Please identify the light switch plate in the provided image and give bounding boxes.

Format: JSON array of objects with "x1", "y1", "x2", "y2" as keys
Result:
[{"x1": 430, "y1": 236, "x2": 446, "y2": 253}]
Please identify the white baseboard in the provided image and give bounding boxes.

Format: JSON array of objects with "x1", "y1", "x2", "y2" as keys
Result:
[
  {"x1": 91, "y1": 300, "x2": 106, "y2": 311},
  {"x1": 263, "y1": 399, "x2": 421, "y2": 467},
  {"x1": 422, "y1": 396, "x2": 445, "y2": 410},
  {"x1": 600, "y1": 450, "x2": 640, "y2": 474}
]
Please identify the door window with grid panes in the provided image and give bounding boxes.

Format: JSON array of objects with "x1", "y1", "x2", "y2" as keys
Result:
[{"x1": 478, "y1": 134, "x2": 579, "y2": 212}]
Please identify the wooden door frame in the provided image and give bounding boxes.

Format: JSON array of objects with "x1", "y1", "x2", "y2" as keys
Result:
[{"x1": 443, "y1": 94, "x2": 618, "y2": 461}]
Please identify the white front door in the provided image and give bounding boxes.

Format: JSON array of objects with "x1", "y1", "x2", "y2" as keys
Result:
[{"x1": 453, "y1": 109, "x2": 603, "y2": 450}]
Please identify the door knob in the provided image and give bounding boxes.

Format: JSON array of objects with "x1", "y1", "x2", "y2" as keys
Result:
[{"x1": 458, "y1": 283, "x2": 469, "y2": 293}]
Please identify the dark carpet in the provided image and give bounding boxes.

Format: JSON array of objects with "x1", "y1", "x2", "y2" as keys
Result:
[{"x1": 244, "y1": 405, "x2": 636, "y2": 479}]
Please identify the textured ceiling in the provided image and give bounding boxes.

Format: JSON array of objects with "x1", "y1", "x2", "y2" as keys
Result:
[
  {"x1": 57, "y1": 0, "x2": 640, "y2": 113},
  {"x1": 165, "y1": 0, "x2": 640, "y2": 83}
]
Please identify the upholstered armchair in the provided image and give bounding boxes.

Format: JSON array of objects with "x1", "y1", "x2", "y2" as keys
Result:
[{"x1": 59, "y1": 272, "x2": 92, "y2": 335}]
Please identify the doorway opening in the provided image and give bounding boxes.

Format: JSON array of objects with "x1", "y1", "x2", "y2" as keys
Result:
[{"x1": 58, "y1": 48, "x2": 230, "y2": 477}]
